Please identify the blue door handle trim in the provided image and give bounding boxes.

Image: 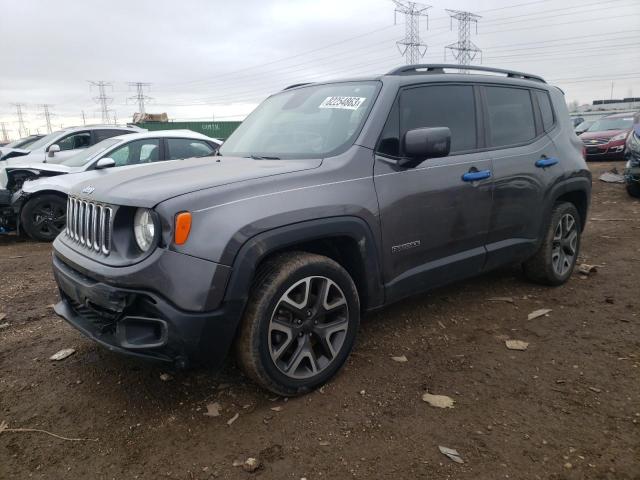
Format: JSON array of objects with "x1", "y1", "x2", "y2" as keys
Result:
[
  {"x1": 462, "y1": 170, "x2": 492, "y2": 182},
  {"x1": 536, "y1": 157, "x2": 559, "y2": 168}
]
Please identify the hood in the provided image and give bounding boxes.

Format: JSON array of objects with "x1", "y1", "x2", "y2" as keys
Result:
[
  {"x1": 0, "y1": 147, "x2": 30, "y2": 161},
  {"x1": 70, "y1": 156, "x2": 323, "y2": 208},
  {"x1": 7, "y1": 162, "x2": 72, "y2": 175},
  {"x1": 580, "y1": 129, "x2": 627, "y2": 141},
  {"x1": 21, "y1": 164, "x2": 144, "y2": 195},
  {"x1": 1, "y1": 162, "x2": 72, "y2": 189}
]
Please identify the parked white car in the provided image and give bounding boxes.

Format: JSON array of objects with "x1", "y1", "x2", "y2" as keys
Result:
[
  {"x1": 0, "y1": 124, "x2": 143, "y2": 168},
  {"x1": 1, "y1": 130, "x2": 221, "y2": 240}
]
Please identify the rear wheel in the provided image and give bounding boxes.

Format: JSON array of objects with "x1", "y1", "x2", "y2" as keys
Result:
[
  {"x1": 523, "y1": 202, "x2": 581, "y2": 286},
  {"x1": 626, "y1": 181, "x2": 640, "y2": 198},
  {"x1": 236, "y1": 252, "x2": 360, "y2": 396},
  {"x1": 21, "y1": 194, "x2": 67, "y2": 242}
]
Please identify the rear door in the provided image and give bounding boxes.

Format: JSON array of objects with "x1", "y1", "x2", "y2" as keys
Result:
[
  {"x1": 482, "y1": 85, "x2": 562, "y2": 270},
  {"x1": 374, "y1": 83, "x2": 494, "y2": 302}
]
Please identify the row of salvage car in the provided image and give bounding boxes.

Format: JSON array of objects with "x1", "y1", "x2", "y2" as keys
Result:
[{"x1": 0, "y1": 126, "x2": 221, "y2": 240}]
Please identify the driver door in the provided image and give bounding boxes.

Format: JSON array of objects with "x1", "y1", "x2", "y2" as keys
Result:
[{"x1": 373, "y1": 84, "x2": 494, "y2": 302}]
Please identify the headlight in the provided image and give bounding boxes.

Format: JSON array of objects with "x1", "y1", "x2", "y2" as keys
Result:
[
  {"x1": 610, "y1": 132, "x2": 628, "y2": 142},
  {"x1": 133, "y1": 208, "x2": 155, "y2": 252}
]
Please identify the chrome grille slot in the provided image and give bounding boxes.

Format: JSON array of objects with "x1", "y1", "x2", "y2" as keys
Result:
[{"x1": 66, "y1": 196, "x2": 113, "y2": 255}]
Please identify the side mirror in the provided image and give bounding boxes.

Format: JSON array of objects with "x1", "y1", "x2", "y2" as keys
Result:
[
  {"x1": 400, "y1": 127, "x2": 451, "y2": 167},
  {"x1": 95, "y1": 157, "x2": 116, "y2": 169},
  {"x1": 47, "y1": 144, "x2": 61, "y2": 158}
]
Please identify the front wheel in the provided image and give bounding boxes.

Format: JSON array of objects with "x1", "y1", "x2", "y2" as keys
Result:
[
  {"x1": 523, "y1": 202, "x2": 582, "y2": 286},
  {"x1": 20, "y1": 194, "x2": 67, "y2": 242},
  {"x1": 626, "y1": 181, "x2": 640, "y2": 198},
  {"x1": 236, "y1": 252, "x2": 360, "y2": 396}
]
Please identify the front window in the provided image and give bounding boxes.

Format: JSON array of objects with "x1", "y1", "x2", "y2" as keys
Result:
[
  {"x1": 58, "y1": 138, "x2": 122, "y2": 167},
  {"x1": 57, "y1": 131, "x2": 91, "y2": 151},
  {"x1": 588, "y1": 116, "x2": 634, "y2": 132},
  {"x1": 219, "y1": 81, "x2": 380, "y2": 159},
  {"x1": 109, "y1": 138, "x2": 161, "y2": 166}
]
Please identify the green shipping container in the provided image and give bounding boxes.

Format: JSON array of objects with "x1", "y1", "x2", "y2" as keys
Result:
[{"x1": 134, "y1": 121, "x2": 242, "y2": 140}]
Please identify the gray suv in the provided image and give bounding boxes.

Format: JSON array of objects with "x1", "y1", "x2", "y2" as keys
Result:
[{"x1": 51, "y1": 65, "x2": 591, "y2": 395}]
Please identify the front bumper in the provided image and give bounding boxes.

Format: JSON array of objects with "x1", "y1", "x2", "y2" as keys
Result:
[
  {"x1": 52, "y1": 253, "x2": 244, "y2": 368},
  {"x1": 0, "y1": 188, "x2": 16, "y2": 231},
  {"x1": 584, "y1": 144, "x2": 626, "y2": 160},
  {"x1": 624, "y1": 160, "x2": 640, "y2": 184}
]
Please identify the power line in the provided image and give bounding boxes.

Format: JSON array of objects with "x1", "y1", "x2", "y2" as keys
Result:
[
  {"x1": 13, "y1": 104, "x2": 28, "y2": 137},
  {"x1": 393, "y1": 1, "x2": 431, "y2": 64},
  {"x1": 445, "y1": 10, "x2": 482, "y2": 71},
  {"x1": 40, "y1": 104, "x2": 54, "y2": 133},
  {"x1": 0, "y1": 122, "x2": 9, "y2": 142},
  {"x1": 128, "y1": 82, "x2": 152, "y2": 115},
  {"x1": 89, "y1": 81, "x2": 113, "y2": 124}
]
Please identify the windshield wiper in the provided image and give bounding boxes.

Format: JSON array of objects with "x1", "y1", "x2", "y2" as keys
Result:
[{"x1": 247, "y1": 155, "x2": 281, "y2": 160}]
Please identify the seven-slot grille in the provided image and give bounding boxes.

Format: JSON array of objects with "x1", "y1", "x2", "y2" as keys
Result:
[{"x1": 66, "y1": 196, "x2": 113, "y2": 255}]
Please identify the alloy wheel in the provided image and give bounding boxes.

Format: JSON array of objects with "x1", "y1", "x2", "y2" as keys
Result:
[
  {"x1": 31, "y1": 201, "x2": 66, "y2": 236},
  {"x1": 268, "y1": 276, "x2": 349, "y2": 380},
  {"x1": 551, "y1": 213, "x2": 578, "y2": 276}
]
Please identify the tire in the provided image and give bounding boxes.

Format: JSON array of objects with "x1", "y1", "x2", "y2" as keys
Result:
[
  {"x1": 20, "y1": 194, "x2": 67, "y2": 242},
  {"x1": 626, "y1": 181, "x2": 640, "y2": 198},
  {"x1": 236, "y1": 251, "x2": 360, "y2": 396},
  {"x1": 523, "y1": 202, "x2": 582, "y2": 286}
]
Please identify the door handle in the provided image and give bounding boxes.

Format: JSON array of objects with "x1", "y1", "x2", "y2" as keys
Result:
[
  {"x1": 462, "y1": 169, "x2": 492, "y2": 182},
  {"x1": 535, "y1": 156, "x2": 559, "y2": 168}
]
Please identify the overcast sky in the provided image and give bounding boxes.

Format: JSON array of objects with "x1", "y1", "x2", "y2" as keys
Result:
[{"x1": 1, "y1": 0, "x2": 638, "y2": 137}]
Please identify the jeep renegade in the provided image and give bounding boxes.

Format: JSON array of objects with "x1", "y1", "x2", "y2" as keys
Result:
[{"x1": 51, "y1": 65, "x2": 592, "y2": 395}]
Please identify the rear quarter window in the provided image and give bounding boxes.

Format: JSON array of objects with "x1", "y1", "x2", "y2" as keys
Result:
[{"x1": 535, "y1": 90, "x2": 555, "y2": 132}]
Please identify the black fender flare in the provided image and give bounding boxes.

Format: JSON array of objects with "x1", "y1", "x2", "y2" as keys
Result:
[
  {"x1": 222, "y1": 216, "x2": 385, "y2": 312},
  {"x1": 542, "y1": 174, "x2": 592, "y2": 238}
]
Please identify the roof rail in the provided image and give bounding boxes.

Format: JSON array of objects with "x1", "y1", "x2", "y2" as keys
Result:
[
  {"x1": 386, "y1": 64, "x2": 546, "y2": 83},
  {"x1": 283, "y1": 82, "x2": 312, "y2": 90}
]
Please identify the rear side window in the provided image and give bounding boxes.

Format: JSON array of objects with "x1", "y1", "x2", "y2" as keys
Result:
[
  {"x1": 401, "y1": 85, "x2": 477, "y2": 153},
  {"x1": 485, "y1": 86, "x2": 536, "y2": 147},
  {"x1": 93, "y1": 129, "x2": 128, "y2": 143},
  {"x1": 167, "y1": 138, "x2": 216, "y2": 160},
  {"x1": 535, "y1": 91, "x2": 555, "y2": 131}
]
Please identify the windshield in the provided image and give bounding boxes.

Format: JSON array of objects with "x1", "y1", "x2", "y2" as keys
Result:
[
  {"x1": 587, "y1": 116, "x2": 634, "y2": 132},
  {"x1": 21, "y1": 130, "x2": 65, "y2": 151},
  {"x1": 219, "y1": 81, "x2": 380, "y2": 159},
  {"x1": 57, "y1": 138, "x2": 122, "y2": 167}
]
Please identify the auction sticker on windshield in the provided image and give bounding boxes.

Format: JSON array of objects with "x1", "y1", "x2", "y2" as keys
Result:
[{"x1": 319, "y1": 96, "x2": 366, "y2": 110}]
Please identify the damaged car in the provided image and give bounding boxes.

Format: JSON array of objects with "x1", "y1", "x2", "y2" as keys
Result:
[
  {"x1": 623, "y1": 113, "x2": 640, "y2": 198},
  {"x1": 1, "y1": 130, "x2": 221, "y2": 240},
  {"x1": 0, "y1": 124, "x2": 143, "y2": 170}
]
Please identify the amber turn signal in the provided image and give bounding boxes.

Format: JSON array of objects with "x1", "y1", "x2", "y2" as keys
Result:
[{"x1": 174, "y1": 212, "x2": 192, "y2": 245}]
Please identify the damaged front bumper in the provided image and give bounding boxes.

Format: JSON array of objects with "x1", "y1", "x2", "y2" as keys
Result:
[
  {"x1": 0, "y1": 188, "x2": 17, "y2": 232},
  {"x1": 52, "y1": 253, "x2": 243, "y2": 369},
  {"x1": 623, "y1": 158, "x2": 640, "y2": 184}
]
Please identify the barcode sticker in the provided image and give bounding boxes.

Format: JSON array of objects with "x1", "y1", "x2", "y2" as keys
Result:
[{"x1": 319, "y1": 96, "x2": 366, "y2": 110}]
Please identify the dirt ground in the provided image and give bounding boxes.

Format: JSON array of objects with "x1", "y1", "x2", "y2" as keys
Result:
[{"x1": 1, "y1": 161, "x2": 638, "y2": 480}]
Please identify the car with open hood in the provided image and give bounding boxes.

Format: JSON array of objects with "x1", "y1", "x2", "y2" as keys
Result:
[{"x1": 1, "y1": 130, "x2": 221, "y2": 240}]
